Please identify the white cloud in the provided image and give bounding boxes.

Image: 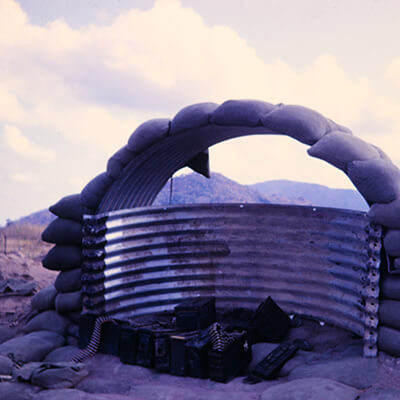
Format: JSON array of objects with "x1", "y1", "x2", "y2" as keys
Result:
[
  {"x1": 11, "y1": 172, "x2": 38, "y2": 184},
  {"x1": 386, "y1": 58, "x2": 400, "y2": 88},
  {"x1": 3, "y1": 125, "x2": 56, "y2": 163},
  {"x1": 0, "y1": 0, "x2": 399, "y2": 199}
]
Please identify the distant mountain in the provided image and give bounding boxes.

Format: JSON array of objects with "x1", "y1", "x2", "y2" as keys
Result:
[
  {"x1": 10, "y1": 172, "x2": 368, "y2": 226},
  {"x1": 154, "y1": 172, "x2": 268, "y2": 205},
  {"x1": 251, "y1": 179, "x2": 368, "y2": 211},
  {"x1": 9, "y1": 209, "x2": 55, "y2": 227}
]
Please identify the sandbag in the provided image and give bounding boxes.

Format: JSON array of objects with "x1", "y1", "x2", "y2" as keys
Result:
[
  {"x1": 54, "y1": 269, "x2": 82, "y2": 293},
  {"x1": 308, "y1": 131, "x2": 379, "y2": 171},
  {"x1": 106, "y1": 145, "x2": 134, "y2": 179},
  {"x1": 379, "y1": 299, "x2": 400, "y2": 330},
  {"x1": 0, "y1": 325, "x2": 14, "y2": 345},
  {"x1": 0, "y1": 354, "x2": 12, "y2": 375},
  {"x1": 55, "y1": 291, "x2": 82, "y2": 314},
  {"x1": 0, "y1": 331, "x2": 65, "y2": 362},
  {"x1": 381, "y1": 274, "x2": 400, "y2": 300},
  {"x1": 80, "y1": 172, "x2": 114, "y2": 210},
  {"x1": 373, "y1": 145, "x2": 392, "y2": 162},
  {"x1": 67, "y1": 324, "x2": 79, "y2": 339},
  {"x1": 44, "y1": 345, "x2": 80, "y2": 363},
  {"x1": 13, "y1": 361, "x2": 88, "y2": 389},
  {"x1": 127, "y1": 118, "x2": 170, "y2": 154},
  {"x1": 66, "y1": 311, "x2": 82, "y2": 324},
  {"x1": 31, "y1": 285, "x2": 58, "y2": 312},
  {"x1": 42, "y1": 245, "x2": 82, "y2": 271},
  {"x1": 211, "y1": 99, "x2": 274, "y2": 127},
  {"x1": 384, "y1": 230, "x2": 400, "y2": 257},
  {"x1": 23, "y1": 310, "x2": 70, "y2": 336},
  {"x1": 170, "y1": 102, "x2": 218, "y2": 134},
  {"x1": 41, "y1": 218, "x2": 83, "y2": 245},
  {"x1": 347, "y1": 159, "x2": 400, "y2": 204},
  {"x1": 378, "y1": 326, "x2": 400, "y2": 356},
  {"x1": 261, "y1": 104, "x2": 336, "y2": 145},
  {"x1": 368, "y1": 199, "x2": 400, "y2": 229},
  {"x1": 49, "y1": 194, "x2": 86, "y2": 222}
]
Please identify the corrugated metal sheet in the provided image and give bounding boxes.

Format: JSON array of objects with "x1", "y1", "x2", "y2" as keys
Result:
[{"x1": 82, "y1": 203, "x2": 381, "y2": 352}]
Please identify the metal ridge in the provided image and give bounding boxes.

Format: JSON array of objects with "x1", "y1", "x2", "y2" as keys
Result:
[{"x1": 82, "y1": 203, "x2": 382, "y2": 355}]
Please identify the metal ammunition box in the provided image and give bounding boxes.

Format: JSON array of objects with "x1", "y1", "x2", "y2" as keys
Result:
[{"x1": 175, "y1": 297, "x2": 216, "y2": 331}]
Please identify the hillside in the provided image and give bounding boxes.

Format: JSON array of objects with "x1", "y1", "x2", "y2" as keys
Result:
[
  {"x1": 154, "y1": 172, "x2": 269, "y2": 205},
  {"x1": 251, "y1": 179, "x2": 368, "y2": 211},
  {"x1": 7, "y1": 172, "x2": 368, "y2": 230},
  {"x1": 12, "y1": 209, "x2": 56, "y2": 226}
]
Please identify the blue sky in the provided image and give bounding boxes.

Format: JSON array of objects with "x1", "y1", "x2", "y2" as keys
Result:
[{"x1": 1, "y1": 0, "x2": 400, "y2": 224}]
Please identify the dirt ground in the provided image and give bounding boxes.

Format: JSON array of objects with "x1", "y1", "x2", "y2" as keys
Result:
[{"x1": 0, "y1": 251, "x2": 57, "y2": 326}]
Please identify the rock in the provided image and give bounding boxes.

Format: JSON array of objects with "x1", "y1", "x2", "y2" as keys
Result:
[
  {"x1": 288, "y1": 356, "x2": 378, "y2": 389},
  {"x1": 54, "y1": 269, "x2": 82, "y2": 293},
  {"x1": 31, "y1": 285, "x2": 58, "y2": 312},
  {"x1": 358, "y1": 387, "x2": 400, "y2": 399},
  {"x1": 0, "y1": 330, "x2": 65, "y2": 362},
  {"x1": 0, "y1": 354, "x2": 13, "y2": 374},
  {"x1": 0, "y1": 382, "x2": 38, "y2": 400},
  {"x1": 23, "y1": 310, "x2": 70, "y2": 336},
  {"x1": 0, "y1": 324, "x2": 15, "y2": 344},
  {"x1": 260, "y1": 377, "x2": 359, "y2": 400},
  {"x1": 45, "y1": 345, "x2": 79, "y2": 362}
]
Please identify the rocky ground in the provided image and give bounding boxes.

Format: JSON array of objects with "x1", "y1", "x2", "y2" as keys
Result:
[
  {"x1": 0, "y1": 252, "x2": 57, "y2": 326},
  {"x1": 1, "y1": 252, "x2": 400, "y2": 399}
]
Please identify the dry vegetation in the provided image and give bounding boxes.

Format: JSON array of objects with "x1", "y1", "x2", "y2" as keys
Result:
[{"x1": 0, "y1": 223, "x2": 52, "y2": 261}]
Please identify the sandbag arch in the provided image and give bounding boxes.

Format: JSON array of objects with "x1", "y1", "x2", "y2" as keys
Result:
[
  {"x1": 97, "y1": 100, "x2": 365, "y2": 211},
  {"x1": 43, "y1": 99, "x2": 400, "y2": 356}
]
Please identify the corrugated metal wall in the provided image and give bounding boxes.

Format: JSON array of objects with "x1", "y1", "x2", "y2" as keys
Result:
[{"x1": 82, "y1": 203, "x2": 381, "y2": 354}]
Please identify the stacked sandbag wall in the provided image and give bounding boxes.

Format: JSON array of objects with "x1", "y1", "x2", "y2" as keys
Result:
[
  {"x1": 34, "y1": 99, "x2": 400, "y2": 356},
  {"x1": 35, "y1": 195, "x2": 87, "y2": 345}
]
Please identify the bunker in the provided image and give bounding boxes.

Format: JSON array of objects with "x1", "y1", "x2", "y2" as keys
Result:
[{"x1": 41, "y1": 99, "x2": 400, "y2": 358}]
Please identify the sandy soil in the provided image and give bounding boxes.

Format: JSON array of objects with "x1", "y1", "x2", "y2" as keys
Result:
[{"x1": 0, "y1": 252, "x2": 57, "y2": 325}]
